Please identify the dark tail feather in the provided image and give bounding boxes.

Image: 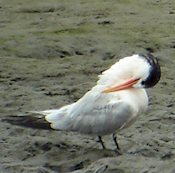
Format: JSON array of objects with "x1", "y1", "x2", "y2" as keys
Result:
[{"x1": 1, "y1": 115, "x2": 53, "y2": 130}]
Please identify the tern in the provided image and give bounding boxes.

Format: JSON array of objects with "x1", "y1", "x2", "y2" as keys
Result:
[{"x1": 3, "y1": 53, "x2": 161, "y2": 151}]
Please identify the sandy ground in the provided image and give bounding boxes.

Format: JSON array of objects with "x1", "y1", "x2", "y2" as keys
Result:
[{"x1": 0, "y1": 0, "x2": 175, "y2": 172}]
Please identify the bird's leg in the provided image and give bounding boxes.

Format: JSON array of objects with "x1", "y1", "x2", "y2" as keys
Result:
[
  {"x1": 112, "y1": 133, "x2": 120, "y2": 150},
  {"x1": 97, "y1": 136, "x2": 106, "y2": 149}
]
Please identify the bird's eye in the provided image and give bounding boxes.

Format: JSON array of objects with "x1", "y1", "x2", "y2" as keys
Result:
[{"x1": 141, "y1": 81, "x2": 145, "y2": 86}]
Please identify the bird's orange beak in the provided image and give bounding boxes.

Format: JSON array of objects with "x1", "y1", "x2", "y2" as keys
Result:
[{"x1": 102, "y1": 78, "x2": 140, "y2": 93}]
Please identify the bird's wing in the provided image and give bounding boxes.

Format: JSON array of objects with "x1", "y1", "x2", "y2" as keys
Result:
[
  {"x1": 68, "y1": 94, "x2": 136, "y2": 135},
  {"x1": 1, "y1": 114, "x2": 52, "y2": 130}
]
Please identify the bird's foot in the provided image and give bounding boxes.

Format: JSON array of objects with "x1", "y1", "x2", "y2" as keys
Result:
[{"x1": 114, "y1": 148, "x2": 122, "y2": 155}]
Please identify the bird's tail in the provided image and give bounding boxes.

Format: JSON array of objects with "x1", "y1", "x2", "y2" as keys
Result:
[
  {"x1": 2, "y1": 105, "x2": 73, "y2": 130},
  {"x1": 43, "y1": 104, "x2": 73, "y2": 130}
]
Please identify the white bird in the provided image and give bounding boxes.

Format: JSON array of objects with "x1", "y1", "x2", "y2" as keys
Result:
[{"x1": 3, "y1": 53, "x2": 161, "y2": 150}]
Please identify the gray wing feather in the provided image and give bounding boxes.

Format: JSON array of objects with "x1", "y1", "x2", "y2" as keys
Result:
[{"x1": 70, "y1": 101, "x2": 134, "y2": 135}]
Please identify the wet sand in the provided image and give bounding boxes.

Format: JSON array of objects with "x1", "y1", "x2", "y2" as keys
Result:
[{"x1": 0, "y1": 0, "x2": 175, "y2": 173}]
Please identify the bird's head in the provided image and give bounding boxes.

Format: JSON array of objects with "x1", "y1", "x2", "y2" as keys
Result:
[{"x1": 100, "y1": 53, "x2": 161, "y2": 93}]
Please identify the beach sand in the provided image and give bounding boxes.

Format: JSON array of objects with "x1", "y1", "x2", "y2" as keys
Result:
[{"x1": 0, "y1": 0, "x2": 175, "y2": 172}]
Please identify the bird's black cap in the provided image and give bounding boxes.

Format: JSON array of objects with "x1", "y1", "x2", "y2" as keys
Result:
[{"x1": 139, "y1": 53, "x2": 161, "y2": 88}]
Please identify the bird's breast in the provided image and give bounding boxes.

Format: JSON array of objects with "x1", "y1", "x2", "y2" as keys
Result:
[{"x1": 116, "y1": 88, "x2": 148, "y2": 115}]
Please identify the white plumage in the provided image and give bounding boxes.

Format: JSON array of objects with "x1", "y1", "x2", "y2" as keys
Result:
[
  {"x1": 33, "y1": 54, "x2": 161, "y2": 149},
  {"x1": 36, "y1": 54, "x2": 155, "y2": 134}
]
